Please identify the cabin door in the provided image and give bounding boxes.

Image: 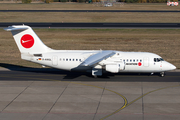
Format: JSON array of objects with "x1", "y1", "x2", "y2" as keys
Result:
[
  {"x1": 143, "y1": 57, "x2": 149, "y2": 67},
  {"x1": 52, "y1": 56, "x2": 58, "y2": 66}
]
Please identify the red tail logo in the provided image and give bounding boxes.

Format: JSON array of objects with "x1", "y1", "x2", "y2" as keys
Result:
[{"x1": 21, "y1": 34, "x2": 34, "y2": 48}]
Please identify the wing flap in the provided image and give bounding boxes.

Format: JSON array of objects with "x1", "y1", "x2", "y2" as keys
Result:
[{"x1": 81, "y1": 50, "x2": 116, "y2": 66}]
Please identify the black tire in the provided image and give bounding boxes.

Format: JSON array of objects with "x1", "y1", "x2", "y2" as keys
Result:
[{"x1": 160, "y1": 72, "x2": 165, "y2": 77}]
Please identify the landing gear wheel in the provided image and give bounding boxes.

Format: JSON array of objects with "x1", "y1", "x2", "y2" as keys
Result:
[
  {"x1": 160, "y1": 72, "x2": 165, "y2": 77},
  {"x1": 93, "y1": 75, "x2": 97, "y2": 78}
]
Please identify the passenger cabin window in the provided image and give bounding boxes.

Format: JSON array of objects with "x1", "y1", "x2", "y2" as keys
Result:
[{"x1": 61, "y1": 58, "x2": 79, "y2": 62}]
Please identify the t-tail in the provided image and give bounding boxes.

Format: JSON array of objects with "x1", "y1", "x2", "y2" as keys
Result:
[{"x1": 4, "y1": 25, "x2": 52, "y2": 61}]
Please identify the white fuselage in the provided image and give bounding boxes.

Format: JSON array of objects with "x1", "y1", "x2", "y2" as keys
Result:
[
  {"x1": 25, "y1": 50, "x2": 176, "y2": 73},
  {"x1": 5, "y1": 25, "x2": 176, "y2": 76}
]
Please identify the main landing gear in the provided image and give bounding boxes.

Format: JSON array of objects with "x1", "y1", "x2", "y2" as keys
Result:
[{"x1": 150, "y1": 72, "x2": 165, "y2": 77}]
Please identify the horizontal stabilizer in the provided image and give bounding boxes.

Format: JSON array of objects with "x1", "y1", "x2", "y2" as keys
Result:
[
  {"x1": 4, "y1": 25, "x2": 29, "y2": 31},
  {"x1": 81, "y1": 50, "x2": 116, "y2": 66}
]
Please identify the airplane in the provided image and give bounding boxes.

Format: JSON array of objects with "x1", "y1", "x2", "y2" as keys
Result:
[{"x1": 4, "y1": 25, "x2": 176, "y2": 77}]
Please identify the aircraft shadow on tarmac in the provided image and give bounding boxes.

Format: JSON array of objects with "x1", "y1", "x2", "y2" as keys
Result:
[{"x1": 0, "y1": 63, "x2": 179, "y2": 82}]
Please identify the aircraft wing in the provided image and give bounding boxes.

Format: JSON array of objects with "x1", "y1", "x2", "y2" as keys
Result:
[{"x1": 81, "y1": 50, "x2": 116, "y2": 66}]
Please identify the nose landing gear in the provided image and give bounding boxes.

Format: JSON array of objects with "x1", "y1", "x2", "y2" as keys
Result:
[{"x1": 160, "y1": 72, "x2": 165, "y2": 77}]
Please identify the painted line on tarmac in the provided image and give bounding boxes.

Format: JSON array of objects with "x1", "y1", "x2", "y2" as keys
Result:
[
  {"x1": 70, "y1": 81, "x2": 128, "y2": 120},
  {"x1": 0, "y1": 75, "x2": 128, "y2": 120},
  {"x1": 126, "y1": 85, "x2": 180, "y2": 108},
  {"x1": 0, "y1": 81, "x2": 34, "y2": 113},
  {"x1": 101, "y1": 84, "x2": 180, "y2": 120},
  {"x1": 2, "y1": 74, "x2": 179, "y2": 119}
]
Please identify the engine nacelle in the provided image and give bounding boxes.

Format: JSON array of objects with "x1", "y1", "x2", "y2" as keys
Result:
[{"x1": 105, "y1": 63, "x2": 125, "y2": 73}]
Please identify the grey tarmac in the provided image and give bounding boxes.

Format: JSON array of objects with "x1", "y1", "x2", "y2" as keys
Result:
[
  {"x1": 1, "y1": 23, "x2": 180, "y2": 29},
  {"x1": 0, "y1": 68, "x2": 179, "y2": 120},
  {"x1": 1, "y1": 10, "x2": 180, "y2": 12}
]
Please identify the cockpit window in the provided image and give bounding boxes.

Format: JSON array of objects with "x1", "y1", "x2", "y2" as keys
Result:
[
  {"x1": 154, "y1": 58, "x2": 157, "y2": 62},
  {"x1": 157, "y1": 58, "x2": 161, "y2": 62},
  {"x1": 160, "y1": 58, "x2": 164, "y2": 61},
  {"x1": 154, "y1": 58, "x2": 164, "y2": 62}
]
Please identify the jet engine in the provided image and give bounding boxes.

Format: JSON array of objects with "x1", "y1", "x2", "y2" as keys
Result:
[{"x1": 105, "y1": 63, "x2": 125, "y2": 73}]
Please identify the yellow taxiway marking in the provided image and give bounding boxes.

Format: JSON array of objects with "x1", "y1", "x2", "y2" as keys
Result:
[
  {"x1": 126, "y1": 84, "x2": 180, "y2": 108},
  {"x1": 100, "y1": 84, "x2": 180, "y2": 120},
  {"x1": 0, "y1": 75, "x2": 128, "y2": 120},
  {"x1": 1, "y1": 75, "x2": 180, "y2": 120}
]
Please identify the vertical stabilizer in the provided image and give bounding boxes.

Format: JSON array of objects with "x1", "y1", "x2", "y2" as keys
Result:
[{"x1": 4, "y1": 25, "x2": 52, "y2": 54}]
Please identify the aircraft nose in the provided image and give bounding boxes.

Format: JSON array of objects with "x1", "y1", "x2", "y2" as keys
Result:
[
  {"x1": 163, "y1": 62, "x2": 176, "y2": 71},
  {"x1": 170, "y1": 64, "x2": 176, "y2": 70}
]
